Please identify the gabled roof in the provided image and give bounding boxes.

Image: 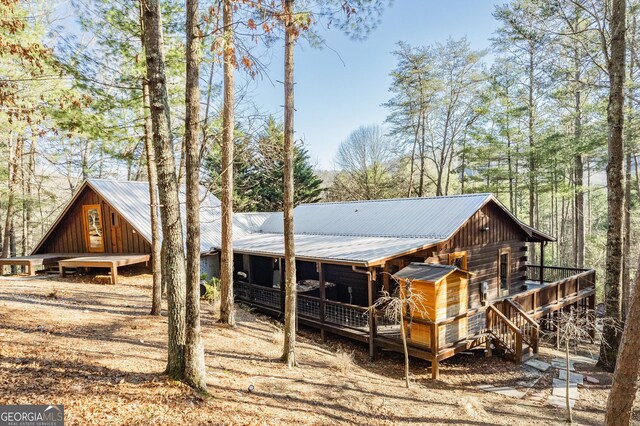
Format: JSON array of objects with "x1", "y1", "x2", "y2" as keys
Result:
[
  {"x1": 393, "y1": 263, "x2": 465, "y2": 283},
  {"x1": 257, "y1": 193, "x2": 554, "y2": 243},
  {"x1": 260, "y1": 194, "x2": 493, "y2": 239},
  {"x1": 32, "y1": 179, "x2": 226, "y2": 254},
  {"x1": 33, "y1": 179, "x2": 554, "y2": 264}
]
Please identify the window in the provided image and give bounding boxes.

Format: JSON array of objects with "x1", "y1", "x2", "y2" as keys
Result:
[
  {"x1": 448, "y1": 251, "x2": 468, "y2": 270},
  {"x1": 83, "y1": 204, "x2": 104, "y2": 252},
  {"x1": 498, "y1": 248, "x2": 511, "y2": 294},
  {"x1": 111, "y1": 212, "x2": 118, "y2": 227}
]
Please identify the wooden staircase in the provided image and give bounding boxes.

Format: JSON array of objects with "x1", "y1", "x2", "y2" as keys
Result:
[{"x1": 486, "y1": 299, "x2": 539, "y2": 363}]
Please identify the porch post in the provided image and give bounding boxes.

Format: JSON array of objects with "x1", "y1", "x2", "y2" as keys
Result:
[
  {"x1": 318, "y1": 262, "x2": 326, "y2": 342},
  {"x1": 539, "y1": 242, "x2": 545, "y2": 284},
  {"x1": 279, "y1": 258, "x2": 285, "y2": 313},
  {"x1": 367, "y1": 269, "x2": 376, "y2": 359}
]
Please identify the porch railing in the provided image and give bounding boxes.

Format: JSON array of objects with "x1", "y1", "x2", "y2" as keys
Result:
[
  {"x1": 526, "y1": 264, "x2": 591, "y2": 283},
  {"x1": 234, "y1": 281, "x2": 370, "y2": 332},
  {"x1": 515, "y1": 267, "x2": 596, "y2": 316}
]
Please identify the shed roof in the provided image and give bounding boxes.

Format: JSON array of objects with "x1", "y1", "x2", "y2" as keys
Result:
[{"x1": 393, "y1": 263, "x2": 464, "y2": 282}]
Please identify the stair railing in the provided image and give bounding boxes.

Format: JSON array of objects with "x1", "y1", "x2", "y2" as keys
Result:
[
  {"x1": 503, "y1": 299, "x2": 540, "y2": 354},
  {"x1": 486, "y1": 305, "x2": 523, "y2": 362}
]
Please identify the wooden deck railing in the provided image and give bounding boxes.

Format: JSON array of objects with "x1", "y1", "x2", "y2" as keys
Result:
[
  {"x1": 234, "y1": 281, "x2": 370, "y2": 333},
  {"x1": 486, "y1": 305, "x2": 522, "y2": 362},
  {"x1": 500, "y1": 299, "x2": 539, "y2": 353},
  {"x1": 514, "y1": 267, "x2": 596, "y2": 317},
  {"x1": 526, "y1": 264, "x2": 591, "y2": 283}
]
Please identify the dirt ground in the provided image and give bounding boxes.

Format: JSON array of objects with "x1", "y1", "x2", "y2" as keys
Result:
[{"x1": 0, "y1": 270, "x2": 635, "y2": 425}]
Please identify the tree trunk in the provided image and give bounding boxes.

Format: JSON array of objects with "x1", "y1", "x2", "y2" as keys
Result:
[
  {"x1": 574, "y1": 48, "x2": 585, "y2": 269},
  {"x1": 183, "y1": 0, "x2": 207, "y2": 391},
  {"x1": 141, "y1": 0, "x2": 186, "y2": 379},
  {"x1": 282, "y1": 0, "x2": 298, "y2": 367},
  {"x1": 3, "y1": 134, "x2": 22, "y2": 260},
  {"x1": 528, "y1": 44, "x2": 536, "y2": 229},
  {"x1": 219, "y1": 0, "x2": 236, "y2": 326},
  {"x1": 599, "y1": 0, "x2": 626, "y2": 372},
  {"x1": 604, "y1": 255, "x2": 640, "y2": 426},
  {"x1": 139, "y1": 0, "x2": 163, "y2": 316}
]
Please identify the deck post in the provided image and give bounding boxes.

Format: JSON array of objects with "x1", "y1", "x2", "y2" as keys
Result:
[
  {"x1": 539, "y1": 242, "x2": 545, "y2": 284},
  {"x1": 588, "y1": 293, "x2": 596, "y2": 339},
  {"x1": 367, "y1": 270, "x2": 376, "y2": 359},
  {"x1": 318, "y1": 262, "x2": 326, "y2": 342},
  {"x1": 279, "y1": 258, "x2": 285, "y2": 314},
  {"x1": 110, "y1": 264, "x2": 118, "y2": 285},
  {"x1": 430, "y1": 322, "x2": 440, "y2": 379}
]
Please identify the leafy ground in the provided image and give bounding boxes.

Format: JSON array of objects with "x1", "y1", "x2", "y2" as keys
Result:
[{"x1": 0, "y1": 270, "x2": 634, "y2": 425}]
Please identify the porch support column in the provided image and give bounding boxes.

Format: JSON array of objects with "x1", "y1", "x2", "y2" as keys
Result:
[
  {"x1": 539, "y1": 242, "x2": 545, "y2": 284},
  {"x1": 279, "y1": 258, "x2": 285, "y2": 314},
  {"x1": 318, "y1": 262, "x2": 326, "y2": 342},
  {"x1": 367, "y1": 268, "x2": 376, "y2": 360}
]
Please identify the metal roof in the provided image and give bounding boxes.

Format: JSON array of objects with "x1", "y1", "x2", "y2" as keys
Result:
[
  {"x1": 259, "y1": 193, "x2": 493, "y2": 239},
  {"x1": 393, "y1": 263, "x2": 463, "y2": 282},
  {"x1": 33, "y1": 179, "x2": 552, "y2": 264},
  {"x1": 231, "y1": 233, "x2": 441, "y2": 265},
  {"x1": 87, "y1": 179, "x2": 224, "y2": 253},
  {"x1": 233, "y1": 212, "x2": 274, "y2": 237}
]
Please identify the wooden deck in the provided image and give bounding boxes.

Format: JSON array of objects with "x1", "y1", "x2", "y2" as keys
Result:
[
  {"x1": 0, "y1": 253, "x2": 76, "y2": 276},
  {"x1": 59, "y1": 254, "x2": 150, "y2": 285},
  {"x1": 0, "y1": 253, "x2": 150, "y2": 285},
  {"x1": 234, "y1": 265, "x2": 596, "y2": 380}
]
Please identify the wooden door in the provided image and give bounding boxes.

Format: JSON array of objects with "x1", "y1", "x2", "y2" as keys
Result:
[{"x1": 82, "y1": 204, "x2": 105, "y2": 253}]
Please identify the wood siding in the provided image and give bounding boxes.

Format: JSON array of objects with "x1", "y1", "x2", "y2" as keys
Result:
[
  {"x1": 35, "y1": 186, "x2": 151, "y2": 255},
  {"x1": 390, "y1": 202, "x2": 530, "y2": 310}
]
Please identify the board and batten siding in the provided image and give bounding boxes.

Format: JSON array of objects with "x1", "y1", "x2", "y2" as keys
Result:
[
  {"x1": 35, "y1": 186, "x2": 151, "y2": 255},
  {"x1": 390, "y1": 201, "x2": 529, "y2": 310}
]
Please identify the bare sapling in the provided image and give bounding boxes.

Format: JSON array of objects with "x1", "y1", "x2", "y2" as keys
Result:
[
  {"x1": 369, "y1": 276, "x2": 428, "y2": 388},
  {"x1": 544, "y1": 309, "x2": 622, "y2": 423}
]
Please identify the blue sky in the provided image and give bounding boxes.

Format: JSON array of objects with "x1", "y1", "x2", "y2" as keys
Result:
[{"x1": 249, "y1": 0, "x2": 503, "y2": 169}]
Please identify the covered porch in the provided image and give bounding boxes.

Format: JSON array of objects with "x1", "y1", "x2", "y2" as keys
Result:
[{"x1": 233, "y1": 260, "x2": 596, "y2": 380}]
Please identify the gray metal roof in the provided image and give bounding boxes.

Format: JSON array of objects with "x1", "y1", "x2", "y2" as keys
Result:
[
  {"x1": 231, "y1": 232, "x2": 441, "y2": 265},
  {"x1": 233, "y1": 212, "x2": 274, "y2": 237},
  {"x1": 259, "y1": 193, "x2": 493, "y2": 239},
  {"x1": 87, "y1": 179, "x2": 224, "y2": 253},
  {"x1": 34, "y1": 179, "x2": 551, "y2": 264},
  {"x1": 393, "y1": 263, "x2": 463, "y2": 282}
]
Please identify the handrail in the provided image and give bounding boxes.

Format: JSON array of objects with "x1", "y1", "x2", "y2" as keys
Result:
[
  {"x1": 505, "y1": 299, "x2": 538, "y2": 327},
  {"x1": 486, "y1": 305, "x2": 523, "y2": 361},
  {"x1": 504, "y1": 299, "x2": 539, "y2": 353},
  {"x1": 525, "y1": 264, "x2": 591, "y2": 272}
]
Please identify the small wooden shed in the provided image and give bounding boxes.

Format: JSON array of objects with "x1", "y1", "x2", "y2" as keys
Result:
[{"x1": 393, "y1": 263, "x2": 469, "y2": 349}]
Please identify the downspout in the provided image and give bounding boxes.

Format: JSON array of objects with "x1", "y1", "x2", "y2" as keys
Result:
[{"x1": 352, "y1": 265, "x2": 376, "y2": 359}]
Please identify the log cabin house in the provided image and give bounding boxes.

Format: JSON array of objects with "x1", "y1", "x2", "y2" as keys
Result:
[{"x1": 0, "y1": 180, "x2": 596, "y2": 377}]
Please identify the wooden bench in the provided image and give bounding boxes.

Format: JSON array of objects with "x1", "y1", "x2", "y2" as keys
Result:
[{"x1": 59, "y1": 254, "x2": 150, "y2": 285}]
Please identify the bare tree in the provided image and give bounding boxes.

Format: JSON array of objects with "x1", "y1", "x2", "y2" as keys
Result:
[
  {"x1": 138, "y1": 0, "x2": 163, "y2": 316},
  {"x1": 600, "y1": 0, "x2": 627, "y2": 371},
  {"x1": 369, "y1": 279, "x2": 427, "y2": 389},
  {"x1": 141, "y1": 0, "x2": 186, "y2": 379},
  {"x1": 281, "y1": 0, "x2": 297, "y2": 367},
  {"x1": 183, "y1": 0, "x2": 207, "y2": 391},
  {"x1": 333, "y1": 124, "x2": 397, "y2": 200},
  {"x1": 605, "y1": 255, "x2": 640, "y2": 426},
  {"x1": 219, "y1": 0, "x2": 236, "y2": 326}
]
